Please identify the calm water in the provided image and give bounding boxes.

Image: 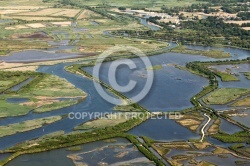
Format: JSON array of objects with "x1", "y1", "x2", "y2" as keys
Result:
[
  {"x1": 6, "y1": 98, "x2": 30, "y2": 103},
  {"x1": 219, "y1": 118, "x2": 243, "y2": 134},
  {"x1": 128, "y1": 118, "x2": 199, "y2": 141},
  {"x1": 0, "y1": 43, "x2": 249, "y2": 164},
  {"x1": 10, "y1": 77, "x2": 34, "y2": 92},
  {"x1": 231, "y1": 109, "x2": 250, "y2": 128},
  {"x1": 85, "y1": 52, "x2": 210, "y2": 111},
  {"x1": 139, "y1": 18, "x2": 161, "y2": 31},
  {"x1": 186, "y1": 45, "x2": 250, "y2": 60},
  {"x1": 194, "y1": 154, "x2": 250, "y2": 166},
  {"x1": 0, "y1": 63, "x2": 118, "y2": 150},
  {"x1": 0, "y1": 50, "x2": 87, "y2": 63},
  {"x1": 6, "y1": 138, "x2": 153, "y2": 166}
]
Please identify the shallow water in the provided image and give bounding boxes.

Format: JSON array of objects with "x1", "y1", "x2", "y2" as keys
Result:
[
  {"x1": 186, "y1": 45, "x2": 250, "y2": 60},
  {"x1": 0, "y1": 50, "x2": 87, "y2": 63},
  {"x1": 6, "y1": 98, "x2": 29, "y2": 103},
  {"x1": 6, "y1": 138, "x2": 153, "y2": 166},
  {"x1": 139, "y1": 18, "x2": 161, "y2": 31},
  {"x1": 231, "y1": 109, "x2": 250, "y2": 128},
  {"x1": 85, "y1": 52, "x2": 209, "y2": 111},
  {"x1": 0, "y1": 62, "x2": 118, "y2": 150},
  {"x1": 10, "y1": 77, "x2": 34, "y2": 92},
  {"x1": 194, "y1": 154, "x2": 250, "y2": 166},
  {"x1": 219, "y1": 118, "x2": 243, "y2": 134},
  {"x1": 128, "y1": 118, "x2": 199, "y2": 141},
  {"x1": 1, "y1": 42, "x2": 249, "y2": 163}
]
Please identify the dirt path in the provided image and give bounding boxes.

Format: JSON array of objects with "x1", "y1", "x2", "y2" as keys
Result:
[{"x1": 200, "y1": 113, "x2": 211, "y2": 142}]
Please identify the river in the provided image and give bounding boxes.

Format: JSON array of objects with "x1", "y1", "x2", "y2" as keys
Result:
[{"x1": 0, "y1": 19, "x2": 249, "y2": 165}]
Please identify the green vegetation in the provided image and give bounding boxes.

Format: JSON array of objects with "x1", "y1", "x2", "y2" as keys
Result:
[
  {"x1": 0, "y1": 71, "x2": 31, "y2": 93},
  {"x1": 0, "y1": 62, "x2": 166, "y2": 166},
  {"x1": 235, "y1": 160, "x2": 250, "y2": 165},
  {"x1": 146, "y1": 65, "x2": 163, "y2": 70},
  {"x1": 0, "y1": 116, "x2": 62, "y2": 138},
  {"x1": 23, "y1": 75, "x2": 85, "y2": 97},
  {"x1": 113, "y1": 105, "x2": 142, "y2": 112},
  {"x1": 171, "y1": 46, "x2": 231, "y2": 59},
  {"x1": 229, "y1": 143, "x2": 250, "y2": 158},
  {"x1": 243, "y1": 72, "x2": 250, "y2": 80},
  {"x1": 213, "y1": 71, "x2": 239, "y2": 82},
  {"x1": 0, "y1": 72, "x2": 86, "y2": 117},
  {"x1": 141, "y1": 136, "x2": 155, "y2": 147},
  {"x1": 34, "y1": 100, "x2": 78, "y2": 113},
  {"x1": 74, "y1": 113, "x2": 137, "y2": 130},
  {"x1": 39, "y1": 131, "x2": 65, "y2": 139},
  {"x1": 60, "y1": 0, "x2": 202, "y2": 8},
  {"x1": 213, "y1": 131, "x2": 250, "y2": 144},
  {"x1": 117, "y1": 16, "x2": 250, "y2": 49},
  {"x1": 67, "y1": 146, "x2": 82, "y2": 151},
  {"x1": 232, "y1": 97, "x2": 250, "y2": 107},
  {"x1": 203, "y1": 88, "x2": 250, "y2": 105},
  {"x1": 103, "y1": 139, "x2": 117, "y2": 143},
  {"x1": 0, "y1": 40, "x2": 49, "y2": 56}
]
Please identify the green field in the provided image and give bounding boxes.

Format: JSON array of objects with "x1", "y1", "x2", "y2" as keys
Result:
[
  {"x1": 171, "y1": 46, "x2": 231, "y2": 59},
  {"x1": 74, "y1": 112, "x2": 142, "y2": 130},
  {"x1": 0, "y1": 116, "x2": 62, "y2": 138},
  {"x1": 214, "y1": 71, "x2": 239, "y2": 82},
  {"x1": 203, "y1": 88, "x2": 250, "y2": 105},
  {"x1": 63, "y1": 0, "x2": 203, "y2": 8}
]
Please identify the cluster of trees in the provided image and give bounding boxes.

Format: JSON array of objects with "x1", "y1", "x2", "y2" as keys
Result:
[
  {"x1": 221, "y1": 5, "x2": 248, "y2": 14},
  {"x1": 179, "y1": 16, "x2": 250, "y2": 48},
  {"x1": 118, "y1": 7, "x2": 126, "y2": 11},
  {"x1": 184, "y1": 4, "x2": 219, "y2": 14},
  {"x1": 242, "y1": 23, "x2": 250, "y2": 27},
  {"x1": 237, "y1": 12, "x2": 250, "y2": 20},
  {"x1": 213, "y1": 131, "x2": 250, "y2": 143},
  {"x1": 113, "y1": 16, "x2": 250, "y2": 48}
]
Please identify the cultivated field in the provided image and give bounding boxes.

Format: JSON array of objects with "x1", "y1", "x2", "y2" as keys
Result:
[
  {"x1": 2, "y1": 15, "x2": 66, "y2": 21},
  {"x1": 71, "y1": 0, "x2": 204, "y2": 7},
  {"x1": 77, "y1": 9, "x2": 102, "y2": 20},
  {"x1": 14, "y1": 8, "x2": 81, "y2": 18}
]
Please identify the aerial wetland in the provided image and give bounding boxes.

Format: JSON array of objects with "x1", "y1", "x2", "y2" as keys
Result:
[{"x1": 0, "y1": 0, "x2": 249, "y2": 165}]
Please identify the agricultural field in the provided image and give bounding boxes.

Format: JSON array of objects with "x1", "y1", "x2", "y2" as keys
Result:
[
  {"x1": 13, "y1": 8, "x2": 81, "y2": 18},
  {"x1": 203, "y1": 88, "x2": 250, "y2": 105},
  {"x1": 0, "y1": 0, "x2": 49, "y2": 7},
  {"x1": 67, "y1": 0, "x2": 204, "y2": 8}
]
